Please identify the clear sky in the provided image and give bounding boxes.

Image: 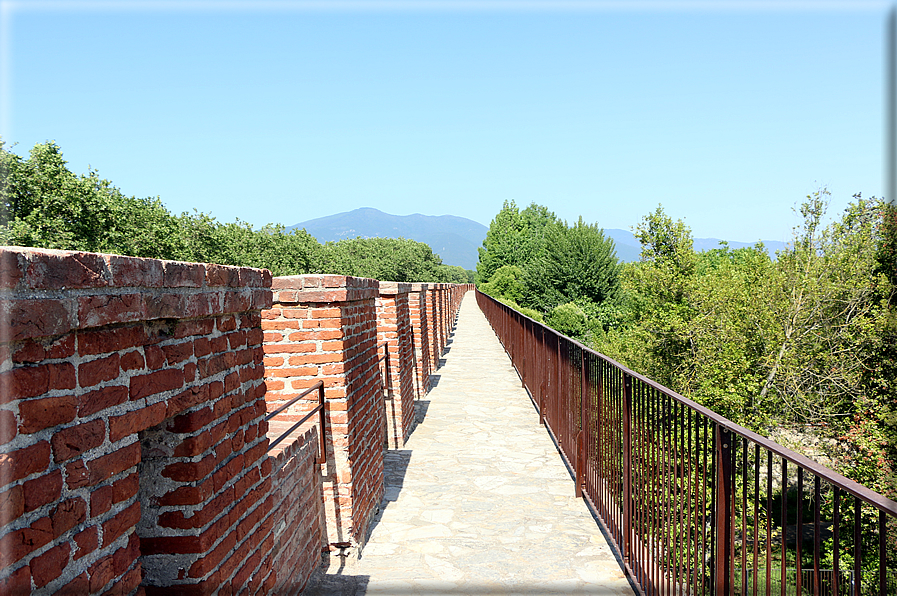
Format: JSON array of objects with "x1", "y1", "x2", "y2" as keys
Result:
[{"x1": 0, "y1": 1, "x2": 891, "y2": 243}]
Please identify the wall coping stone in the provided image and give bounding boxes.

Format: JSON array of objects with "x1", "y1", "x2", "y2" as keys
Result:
[
  {"x1": 407, "y1": 283, "x2": 429, "y2": 292},
  {"x1": 0, "y1": 247, "x2": 272, "y2": 342},
  {"x1": 377, "y1": 281, "x2": 412, "y2": 296},
  {"x1": 272, "y1": 275, "x2": 379, "y2": 304}
]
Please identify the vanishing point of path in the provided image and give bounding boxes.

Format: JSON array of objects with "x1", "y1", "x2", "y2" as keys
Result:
[{"x1": 303, "y1": 293, "x2": 636, "y2": 595}]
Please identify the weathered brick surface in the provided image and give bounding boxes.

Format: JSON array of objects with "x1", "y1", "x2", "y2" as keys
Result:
[
  {"x1": 0, "y1": 247, "x2": 272, "y2": 595},
  {"x1": 263, "y1": 275, "x2": 384, "y2": 549},
  {"x1": 407, "y1": 284, "x2": 431, "y2": 399},
  {"x1": 376, "y1": 283, "x2": 414, "y2": 449},
  {"x1": 0, "y1": 246, "x2": 471, "y2": 595}
]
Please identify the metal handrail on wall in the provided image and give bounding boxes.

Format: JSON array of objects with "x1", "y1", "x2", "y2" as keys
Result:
[
  {"x1": 265, "y1": 380, "x2": 326, "y2": 465},
  {"x1": 477, "y1": 290, "x2": 897, "y2": 596}
]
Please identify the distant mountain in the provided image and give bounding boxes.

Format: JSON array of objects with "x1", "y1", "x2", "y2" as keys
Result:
[
  {"x1": 289, "y1": 208, "x2": 788, "y2": 270},
  {"x1": 289, "y1": 208, "x2": 488, "y2": 270},
  {"x1": 605, "y1": 228, "x2": 788, "y2": 262}
]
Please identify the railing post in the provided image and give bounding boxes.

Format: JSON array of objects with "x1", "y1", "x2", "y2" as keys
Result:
[
  {"x1": 576, "y1": 348, "x2": 587, "y2": 498},
  {"x1": 622, "y1": 372, "x2": 632, "y2": 566},
  {"x1": 714, "y1": 424, "x2": 733, "y2": 595},
  {"x1": 317, "y1": 381, "x2": 327, "y2": 465}
]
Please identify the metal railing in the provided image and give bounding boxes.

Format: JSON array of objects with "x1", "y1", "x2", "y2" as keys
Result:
[
  {"x1": 477, "y1": 290, "x2": 897, "y2": 596},
  {"x1": 265, "y1": 380, "x2": 326, "y2": 464}
]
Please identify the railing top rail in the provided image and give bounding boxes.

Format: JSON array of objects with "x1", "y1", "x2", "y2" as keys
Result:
[
  {"x1": 476, "y1": 289, "x2": 897, "y2": 517},
  {"x1": 265, "y1": 380, "x2": 324, "y2": 422}
]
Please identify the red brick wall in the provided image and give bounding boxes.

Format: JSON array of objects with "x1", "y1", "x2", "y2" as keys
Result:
[
  {"x1": 262, "y1": 275, "x2": 383, "y2": 549},
  {"x1": 264, "y1": 427, "x2": 323, "y2": 595},
  {"x1": 0, "y1": 245, "x2": 470, "y2": 594},
  {"x1": 407, "y1": 284, "x2": 431, "y2": 399},
  {"x1": 376, "y1": 283, "x2": 414, "y2": 449},
  {"x1": 0, "y1": 247, "x2": 329, "y2": 596}
]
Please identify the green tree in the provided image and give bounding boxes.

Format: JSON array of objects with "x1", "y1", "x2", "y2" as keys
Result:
[
  {"x1": 532, "y1": 216, "x2": 621, "y2": 312},
  {"x1": 321, "y1": 237, "x2": 443, "y2": 282},
  {"x1": 477, "y1": 201, "x2": 558, "y2": 284}
]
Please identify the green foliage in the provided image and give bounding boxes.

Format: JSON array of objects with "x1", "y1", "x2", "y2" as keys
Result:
[
  {"x1": 544, "y1": 302, "x2": 587, "y2": 340},
  {"x1": 476, "y1": 200, "x2": 558, "y2": 284},
  {"x1": 320, "y1": 236, "x2": 445, "y2": 282},
  {"x1": 530, "y1": 217, "x2": 622, "y2": 312},
  {"x1": 478, "y1": 265, "x2": 525, "y2": 304},
  {"x1": 433, "y1": 264, "x2": 472, "y2": 284},
  {"x1": 1, "y1": 140, "x2": 460, "y2": 282}
]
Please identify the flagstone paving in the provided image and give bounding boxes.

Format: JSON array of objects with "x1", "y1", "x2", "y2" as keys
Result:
[{"x1": 302, "y1": 293, "x2": 635, "y2": 595}]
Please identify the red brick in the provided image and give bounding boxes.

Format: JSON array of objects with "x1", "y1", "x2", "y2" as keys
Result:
[
  {"x1": 1, "y1": 517, "x2": 52, "y2": 567},
  {"x1": 78, "y1": 293, "x2": 146, "y2": 328},
  {"x1": 1, "y1": 362, "x2": 76, "y2": 404},
  {"x1": 12, "y1": 335, "x2": 75, "y2": 364},
  {"x1": 30, "y1": 541, "x2": 70, "y2": 587},
  {"x1": 144, "y1": 345, "x2": 165, "y2": 370},
  {"x1": 77, "y1": 385, "x2": 128, "y2": 418},
  {"x1": 0, "y1": 250, "x2": 23, "y2": 289},
  {"x1": 65, "y1": 459, "x2": 89, "y2": 489},
  {"x1": 58, "y1": 571, "x2": 90, "y2": 595},
  {"x1": 0, "y1": 563, "x2": 30, "y2": 595},
  {"x1": 104, "y1": 254, "x2": 164, "y2": 287},
  {"x1": 25, "y1": 250, "x2": 107, "y2": 289},
  {"x1": 119, "y1": 350, "x2": 144, "y2": 371},
  {"x1": 78, "y1": 353, "x2": 121, "y2": 388},
  {"x1": 0, "y1": 441, "x2": 50, "y2": 484},
  {"x1": 0, "y1": 410, "x2": 15, "y2": 446},
  {"x1": 18, "y1": 394, "x2": 77, "y2": 434},
  {"x1": 166, "y1": 384, "x2": 209, "y2": 420},
  {"x1": 78, "y1": 326, "x2": 146, "y2": 356},
  {"x1": 162, "y1": 452, "x2": 215, "y2": 482},
  {"x1": 158, "y1": 484, "x2": 208, "y2": 506},
  {"x1": 109, "y1": 401, "x2": 166, "y2": 442},
  {"x1": 163, "y1": 261, "x2": 204, "y2": 287},
  {"x1": 89, "y1": 553, "x2": 115, "y2": 593},
  {"x1": 22, "y1": 470, "x2": 62, "y2": 512},
  {"x1": 90, "y1": 485, "x2": 114, "y2": 518},
  {"x1": 264, "y1": 379, "x2": 285, "y2": 391},
  {"x1": 0, "y1": 298, "x2": 73, "y2": 343},
  {"x1": 101, "y1": 501, "x2": 140, "y2": 546},
  {"x1": 112, "y1": 472, "x2": 139, "y2": 504},
  {"x1": 113, "y1": 533, "x2": 140, "y2": 576},
  {"x1": 129, "y1": 368, "x2": 184, "y2": 401},
  {"x1": 168, "y1": 407, "x2": 214, "y2": 433},
  {"x1": 173, "y1": 318, "x2": 216, "y2": 340},
  {"x1": 217, "y1": 315, "x2": 238, "y2": 332},
  {"x1": 51, "y1": 497, "x2": 86, "y2": 537},
  {"x1": 189, "y1": 530, "x2": 236, "y2": 578},
  {"x1": 0, "y1": 485, "x2": 23, "y2": 526},
  {"x1": 162, "y1": 341, "x2": 193, "y2": 365},
  {"x1": 73, "y1": 526, "x2": 98, "y2": 560},
  {"x1": 51, "y1": 418, "x2": 105, "y2": 462},
  {"x1": 88, "y1": 442, "x2": 140, "y2": 485}
]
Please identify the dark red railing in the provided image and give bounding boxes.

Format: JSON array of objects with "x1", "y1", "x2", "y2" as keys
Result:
[
  {"x1": 477, "y1": 290, "x2": 897, "y2": 596},
  {"x1": 265, "y1": 379, "x2": 326, "y2": 464}
]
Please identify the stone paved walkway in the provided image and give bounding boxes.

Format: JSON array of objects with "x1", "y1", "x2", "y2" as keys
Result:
[{"x1": 302, "y1": 293, "x2": 635, "y2": 595}]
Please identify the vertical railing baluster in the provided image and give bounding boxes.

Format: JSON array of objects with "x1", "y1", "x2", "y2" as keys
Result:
[
  {"x1": 715, "y1": 425, "x2": 733, "y2": 596},
  {"x1": 622, "y1": 372, "x2": 633, "y2": 569}
]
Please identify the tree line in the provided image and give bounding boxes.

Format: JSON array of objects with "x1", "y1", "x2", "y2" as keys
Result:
[
  {"x1": 0, "y1": 141, "x2": 474, "y2": 284},
  {"x1": 477, "y1": 197, "x2": 897, "y2": 503}
]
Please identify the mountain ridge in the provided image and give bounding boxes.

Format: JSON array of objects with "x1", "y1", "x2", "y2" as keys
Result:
[{"x1": 289, "y1": 208, "x2": 789, "y2": 270}]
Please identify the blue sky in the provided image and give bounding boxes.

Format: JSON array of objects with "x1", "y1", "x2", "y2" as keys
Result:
[{"x1": 0, "y1": 1, "x2": 891, "y2": 243}]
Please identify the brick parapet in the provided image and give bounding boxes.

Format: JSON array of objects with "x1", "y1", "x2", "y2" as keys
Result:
[
  {"x1": 407, "y1": 284, "x2": 431, "y2": 399},
  {"x1": 263, "y1": 275, "x2": 384, "y2": 549},
  {"x1": 0, "y1": 247, "x2": 277, "y2": 595},
  {"x1": 0, "y1": 247, "x2": 272, "y2": 345},
  {"x1": 375, "y1": 283, "x2": 414, "y2": 449},
  {"x1": 0, "y1": 246, "x2": 470, "y2": 594}
]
